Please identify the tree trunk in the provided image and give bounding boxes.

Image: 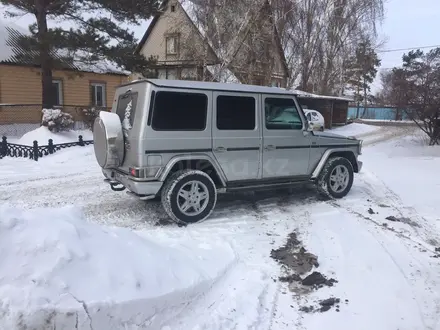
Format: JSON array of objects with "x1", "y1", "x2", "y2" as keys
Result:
[
  {"x1": 356, "y1": 82, "x2": 360, "y2": 118},
  {"x1": 35, "y1": 0, "x2": 53, "y2": 109},
  {"x1": 362, "y1": 76, "x2": 367, "y2": 118}
]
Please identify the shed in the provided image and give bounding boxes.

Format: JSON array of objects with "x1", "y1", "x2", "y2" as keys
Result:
[{"x1": 292, "y1": 90, "x2": 353, "y2": 129}]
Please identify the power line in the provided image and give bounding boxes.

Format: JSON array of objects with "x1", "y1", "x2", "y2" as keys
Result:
[{"x1": 377, "y1": 44, "x2": 440, "y2": 53}]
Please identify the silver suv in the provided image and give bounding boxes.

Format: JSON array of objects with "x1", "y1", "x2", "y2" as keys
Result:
[{"x1": 93, "y1": 79, "x2": 363, "y2": 224}]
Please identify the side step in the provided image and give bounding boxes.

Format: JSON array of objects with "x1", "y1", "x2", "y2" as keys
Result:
[{"x1": 225, "y1": 180, "x2": 312, "y2": 193}]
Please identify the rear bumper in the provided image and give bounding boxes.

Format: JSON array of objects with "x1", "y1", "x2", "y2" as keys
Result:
[{"x1": 102, "y1": 169, "x2": 163, "y2": 196}]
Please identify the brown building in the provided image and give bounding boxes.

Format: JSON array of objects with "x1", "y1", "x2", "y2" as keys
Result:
[
  {"x1": 134, "y1": 0, "x2": 289, "y2": 87},
  {"x1": 0, "y1": 21, "x2": 128, "y2": 132},
  {"x1": 295, "y1": 90, "x2": 352, "y2": 129}
]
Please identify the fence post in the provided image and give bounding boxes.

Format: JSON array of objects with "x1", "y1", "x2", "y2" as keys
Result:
[
  {"x1": 78, "y1": 135, "x2": 84, "y2": 146},
  {"x1": 48, "y1": 139, "x2": 54, "y2": 154},
  {"x1": 33, "y1": 140, "x2": 39, "y2": 161},
  {"x1": 1, "y1": 136, "x2": 7, "y2": 157}
]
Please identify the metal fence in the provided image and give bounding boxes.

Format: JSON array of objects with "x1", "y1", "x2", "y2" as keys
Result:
[
  {"x1": 347, "y1": 106, "x2": 409, "y2": 121},
  {"x1": 0, "y1": 135, "x2": 94, "y2": 161},
  {"x1": 0, "y1": 104, "x2": 110, "y2": 138}
]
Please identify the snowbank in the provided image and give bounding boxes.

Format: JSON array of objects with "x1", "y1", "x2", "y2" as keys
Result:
[
  {"x1": 0, "y1": 206, "x2": 235, "y2": 329},
  {"x1": 17, "y1": 126, "x2": 93, "y2": 146},
  {"x1": 331, "y1": 123, "x2": 380, "y2": 137}
]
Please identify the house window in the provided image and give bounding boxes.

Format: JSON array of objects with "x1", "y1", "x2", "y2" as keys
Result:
[
  {"x1": 51, "y1": 79, "x2": 63, "y2": 106},
  {"x1": 171, "y1": 5, "x2": 176, "y2": 12},
  {"x1": 166, "y1": 36, "x2": 178, "y2": 55},
  {"x1": 90, "y1": 83, "x2": 106, "y2": 107}
]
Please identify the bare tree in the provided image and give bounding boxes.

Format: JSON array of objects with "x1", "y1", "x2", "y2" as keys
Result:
[
  {"x1": 379, "y1": 49, "x2": 440, "y2": 145},
  {"x1": 272, "y1": 0, "x2": 384, "y2": 95}
]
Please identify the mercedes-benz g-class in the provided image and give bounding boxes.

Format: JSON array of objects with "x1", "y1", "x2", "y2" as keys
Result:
[{"x1": 93, "y1": 79, "x2": 363, "y2": 224}]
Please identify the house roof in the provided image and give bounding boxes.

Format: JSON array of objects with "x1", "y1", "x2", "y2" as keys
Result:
[
  {"x1": 0, "y1": 20, "x2": 129, "y2": 76},
  {"x1": 135, "y1": 0, "x2": 290, "y2": 79}
]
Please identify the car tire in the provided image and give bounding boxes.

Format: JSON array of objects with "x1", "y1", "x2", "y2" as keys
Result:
[
  {"x1": 317, "y1": 156, "x2": 354, "y2": 199},
  {"x1": 161, "y1": 169, "x2": 217, "y2": 224}
]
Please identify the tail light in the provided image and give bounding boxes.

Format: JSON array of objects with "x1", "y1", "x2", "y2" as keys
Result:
[{"x1": 129, "y1": 167, "x2": 160, "y2": 178}]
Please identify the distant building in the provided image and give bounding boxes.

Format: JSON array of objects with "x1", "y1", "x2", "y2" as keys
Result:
[
  {"x1": 0, "y1": 20, "x2": 129, "y2": 129},
  {"x1": 135, "y1": 0, "x2": 289, "y2": 87}
]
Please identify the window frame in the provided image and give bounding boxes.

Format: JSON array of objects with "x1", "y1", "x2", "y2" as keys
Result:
[
  {"x1": 52, "y1": 79, "x2": 63, "y2": 106},
  {"x1": 90, "y1": 82, "x2": 107, "y2": 107},
  {"x1": 216, "y1": 94, "x2": 257, "y2": 131},
  {"x1": 264, "y1": 96, "x2": 305, "y2": 131},
  {"x1": 151, "y1": 90, "x2": 208, "y2": 132},
  {"x1": 165, "y1": 34, "x2": 179, "y2": 56}
]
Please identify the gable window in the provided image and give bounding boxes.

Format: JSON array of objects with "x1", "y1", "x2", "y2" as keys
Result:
[
  {"x1": 166, "y1": 35, "x2": 179, "y2": 55},
  {"x1": 51, "y1": 79, "x2": 63, "y2": 106},
  {"x1": 171, "y1": 4, "x2": 176, "y2": 12},
  {"x1": 90, "y1": 82, "x2": 106, "y2": 107}
]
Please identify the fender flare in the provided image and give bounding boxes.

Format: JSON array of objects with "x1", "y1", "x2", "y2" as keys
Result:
[
  {"x1": 159, "y1": 154, "x2": 227, "y2": 187},
  {"x1": 311, "y1": 148, "x2": 359, "y2": 179}
]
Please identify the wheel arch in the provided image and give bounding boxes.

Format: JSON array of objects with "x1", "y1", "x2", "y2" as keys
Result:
[
  {"x1": 311, "y1": 149, "x2": 359, "y2": 179},
  {"x1": 159, "y1": 155, "x2": 227, "y2": 188}
]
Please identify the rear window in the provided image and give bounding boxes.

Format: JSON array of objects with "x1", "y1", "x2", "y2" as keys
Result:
[
  {"x1": 116, "y1": 92, "x2": 138, "y2": 129},
  {"x1": 151, "y1": 91, "x2": 208, "y2": 131}
]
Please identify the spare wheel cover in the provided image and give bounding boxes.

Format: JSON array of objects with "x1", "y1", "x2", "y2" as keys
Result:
[{"x1": 93, "y1": 111, "x2": 125, "y2": 169}]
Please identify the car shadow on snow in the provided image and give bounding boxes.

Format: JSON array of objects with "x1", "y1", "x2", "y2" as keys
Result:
[{"x1": 153, "y1": 184, "x2": 324, "y2": 227}]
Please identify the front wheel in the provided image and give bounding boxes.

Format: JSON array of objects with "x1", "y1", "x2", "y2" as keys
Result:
[
  {"x1": 161, "y1": 169, "x2": 217, "y2": 224},
  {"x1": 317, "y1": 157, "x2": 354, "y2": 199}
]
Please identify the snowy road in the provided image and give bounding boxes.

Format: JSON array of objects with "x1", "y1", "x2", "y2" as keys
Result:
[{"x1": 1, "y1": 123, "x2": 440, "y2": 329}]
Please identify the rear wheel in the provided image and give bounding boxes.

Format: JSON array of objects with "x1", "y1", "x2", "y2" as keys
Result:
[
  {"x1": 317, "y1": 157, "x2": 354, "y2": 199},
  {"x1": 161, "y1": 169, "x2": 217, "y2": 224}
]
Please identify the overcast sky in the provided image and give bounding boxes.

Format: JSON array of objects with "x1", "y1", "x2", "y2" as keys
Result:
[{"x1": 2, "y1": 0, "x2": 440, "y2": 93}]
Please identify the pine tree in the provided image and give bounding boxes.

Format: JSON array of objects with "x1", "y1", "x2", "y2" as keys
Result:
[
  {"x1": 344, "y1": 39, "x2": 381, "y2": 117},
  {"x1": 1, "y1": 0, "x2": 159, "y2": 107}
]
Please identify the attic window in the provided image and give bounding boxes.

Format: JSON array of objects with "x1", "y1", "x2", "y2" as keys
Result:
[{"x1": 171, "y1": 5, "x2": 176, "y2": 12}]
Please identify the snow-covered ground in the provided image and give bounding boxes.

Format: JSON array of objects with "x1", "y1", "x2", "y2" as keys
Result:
[
  {"x1": 16, "y1": 126, "x2": 93, "y2": 145},
  {"x1": 1, "y1": 123, "x2": 440, "y2": 330}
]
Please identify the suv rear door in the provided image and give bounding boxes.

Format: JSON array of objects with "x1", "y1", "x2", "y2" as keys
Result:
[{"x1": 212, "y1": 91, "x2": 261, "y2": 181}]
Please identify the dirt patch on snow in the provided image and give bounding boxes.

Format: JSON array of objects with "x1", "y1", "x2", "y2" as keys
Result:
[
  {"x1": 385, "y1": 215, "x2": 421, "y2": 228},
  {"x1": 270, "y1": 232, "x2": 319, "y2": 275},
  {"x1": 271, "y1": 232, "x2": 338, "y2": 295},
  {"x1": 300, "y1": 297, "x2": 350, "y2": 314}
]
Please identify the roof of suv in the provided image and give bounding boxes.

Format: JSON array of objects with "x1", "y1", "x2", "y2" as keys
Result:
[{"x1": 121, "y1": 78, "x2": 297, "y2": 96}]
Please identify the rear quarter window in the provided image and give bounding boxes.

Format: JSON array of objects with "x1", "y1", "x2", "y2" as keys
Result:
[
  {"x1": 116, "y1": 92, "x2": 139, "y2": 129},
  {"x1": 151, "y1": 91, "x2": 208, "y2": 131}
]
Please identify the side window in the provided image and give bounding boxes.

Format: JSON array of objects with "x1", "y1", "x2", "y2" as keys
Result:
[
  {"x1": 152, "y1": 91, "x2": 207, "y2": 131},
  {"x1": 216, "y1": 95, "x2": 256, "y2": 130},
  {"x1": 116, "y1": 92, "x2": 138, "y2": 129},
  {"x1": 265, "y1": 97, "x2": 303, "y2": 130}
]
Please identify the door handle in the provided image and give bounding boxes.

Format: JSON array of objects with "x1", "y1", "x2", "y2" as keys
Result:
[
  {"x1": 264, "y1": 145, "x2": 276, "y2": 151},
  {"x1": 214, "y1": 146, "x2": 227, "y2": 153}
]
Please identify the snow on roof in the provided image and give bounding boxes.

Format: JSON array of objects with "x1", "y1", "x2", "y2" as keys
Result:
[{"x1": 0, "y1": 19, "x2": 128, "y2": 76}]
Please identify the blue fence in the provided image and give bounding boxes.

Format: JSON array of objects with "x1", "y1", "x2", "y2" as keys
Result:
[{"x1": 348, "y1": 107, "x2": 409, "y2": 120}]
